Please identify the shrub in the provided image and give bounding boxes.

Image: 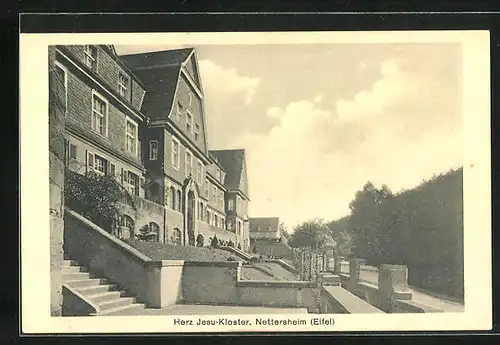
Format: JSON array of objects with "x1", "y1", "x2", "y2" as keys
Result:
[
  {"x1": 65, "y1": 169, "x2": 134, "y2": 233},
  {"x1": 210, "y1": 235, "x2": 219, "y2": 248}
]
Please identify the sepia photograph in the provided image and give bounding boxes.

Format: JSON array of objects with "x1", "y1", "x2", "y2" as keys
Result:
[{"x1": 20, "y1": 30, "x2": 491, "y2": 333}]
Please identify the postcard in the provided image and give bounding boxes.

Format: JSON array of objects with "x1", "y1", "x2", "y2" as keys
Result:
[{"x1": 20, "y1": 29, "x2": 491, "y2": 334}]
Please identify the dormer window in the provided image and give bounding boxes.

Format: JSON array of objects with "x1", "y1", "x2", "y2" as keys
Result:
[
  {"x1": 118, "y1": 72, "x2": 129, "y2": 97},
  {"x1": 84, "y1": 45, "x2": 98, "y2": 72}
]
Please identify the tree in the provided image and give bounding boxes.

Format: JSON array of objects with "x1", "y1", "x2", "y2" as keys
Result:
[
  {"x1": 279, "y1": 222, "x2": 290, "y2": 242},
  {"x1": 227, "y1": 239, "x2": 234, "y2": 247},
  {"x1": 288, "y1": 218, "x2": 330, "y2": 250},
  {"x1": 347, "y1": 182, "x2": 393, "y2": 263},
  {"x1": 327, "y1": 216, "x2": 352, "y2": 257},
  {"x1": 65, "y1": 170, "x2": 134, "y2": 233}
]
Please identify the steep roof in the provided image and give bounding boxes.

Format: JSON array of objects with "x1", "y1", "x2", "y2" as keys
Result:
[
  {"x1": 249, "y1": 218, "x2": 280, "y2": 232},
  {"x1": 119, "y1": 48, "x2": 194, "y2": 70},
  {"x1": 209, "y1": 149, "x2": 249, "y2": 198},
  {"x1": 129, "y1": 66, "x2": 180, "y2": 119}
]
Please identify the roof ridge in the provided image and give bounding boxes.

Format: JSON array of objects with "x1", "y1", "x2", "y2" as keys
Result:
[{"x1": 119, "y1": 47, "x2": 194, "y2": 58}]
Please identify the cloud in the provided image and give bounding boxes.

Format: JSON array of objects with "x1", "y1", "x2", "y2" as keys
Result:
[
  {"x1": 234, "y1": 58, "x2": 462, "y2": 230},
  {"x1": 266, "y1": 107, "x2": 284, "y2": 118},
  {"x1": 199, "y1": 60, "x2": 260, "y2": 105},
  {"x1": 197, "y1": 60, "x2": 262, "y2": 148},
  {"x1": 314, "y1": 95, "x2": 324, "y2": 103}
]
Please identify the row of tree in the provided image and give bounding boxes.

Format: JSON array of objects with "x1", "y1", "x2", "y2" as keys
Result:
[{"x1": 286, "y1": 167, "x2": 464, "y2": 299}]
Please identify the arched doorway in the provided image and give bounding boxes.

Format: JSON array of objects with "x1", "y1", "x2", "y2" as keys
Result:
[{"x1": 186, "y1": 190, "x2": 196, "y2": 246}]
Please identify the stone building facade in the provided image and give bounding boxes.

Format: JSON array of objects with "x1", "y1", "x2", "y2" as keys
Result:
[
  {"x1": 120, "y1": 48, "x2": 251, "y2": 250},
  {"x1": 53, "y1": 45, "x2": 252, "y2": 251},
  {"x1": 54, "y1": 45, "x2": 166, "y2": 241}
]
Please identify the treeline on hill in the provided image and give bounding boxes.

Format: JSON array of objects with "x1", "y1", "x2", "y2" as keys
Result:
[{"x1": 328, "y1": 167, "x2": 464, "y2": 300}]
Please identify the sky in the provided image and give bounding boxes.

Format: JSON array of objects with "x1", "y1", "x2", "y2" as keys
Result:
[{"x1": 115, "y1": 43, "x2": 463, "y2": 231}]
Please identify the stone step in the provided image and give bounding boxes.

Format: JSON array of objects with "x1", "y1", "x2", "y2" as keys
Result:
[
  {"x1": 66, "y1": 278, "x2": 109, "y2": 288},
  {"x1": 97, "y1": 297, "x2": 137, "y2": 312},
  {"x1": 62, "y1": 266, "x2": 89, "y2": 273},
  {"x1": 63, "y1": 272, "x2": 93, "y2": 281},
  {"x1": 62, "y1": 260, "x2": 80, "y2": 267},
  {"x1": 99, "y1": 303, "x2": 146, "y2": 316},
  {"x1": 86, "y1": 290, "x2": 129, "y2": 303},
  {"x1": 77, "y1": 283, "x2": 119, "y2": 295}
]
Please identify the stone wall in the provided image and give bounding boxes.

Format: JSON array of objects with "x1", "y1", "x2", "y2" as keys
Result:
[
  {"x1": 49, "y1": 46, "x2": 65, "y2": 316},
  {"x1": 64, "y1": 209, "x2": 182, "y2": 308}
]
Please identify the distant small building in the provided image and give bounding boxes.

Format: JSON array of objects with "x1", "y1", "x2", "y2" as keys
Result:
[{"x1": 249, "y1": 217, "x2": 280, "y2": 241}]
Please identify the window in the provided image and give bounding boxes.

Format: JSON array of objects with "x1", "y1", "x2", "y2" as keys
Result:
[
  {"x1": 54, "y1": 61, "x2": 68, "y2": 114},
  {"x1": 91, "y1": 92, "x2": 107, "y2": 136},
  {"x1": 69, "y1": 144, "x2": 77, "y2": 159},
  {"x1": 228, "y1": 199, "x2": 234, "y2": 211},
  {"x1": 126, "y1": 118, "x2": 138, "y2": 156},
  {"x1": 221, "y1": 218, "x2": 225, "y2": 229},
  {"x1": 219, "y1": 191, "x2": 224, "y2": 208},
  {"x1": 172, "y1": 228, "x2": 182, "y2": 245},
  {"x1": 188, "y1": 92, "x2": 193, "y2": 107},
  {"x1": 206, "y1": 210, "x2": 211, "y2": 224},
  {"x1": 227, "y1": 219, "x2": 234, "y2": 230},
  {"x1": 94, "y1": 155, "x2": 107, "y2": 175},
  {"x1": 216, "y1": 168, "x2": 221, "y2": 181},
  {"x1": 171, "y1": 137, "x2": 180, "y2": 169},
  {"x1": 149, "y1": 140, "x2": 158, "y2": 160},
  {"x1": 205, "y1": 178, "x2": 209, "y2": 198},
  {"x1": 148, "y1": 222, "x2": 160, "y2": 242},
  {"x1": 84, "y1": 45, "x2": 98, "y2": 71},
  {"x1": 194, "y1": 124, "x2": 200, "y2": 141},
  {"x1": 126, "y1": 171, "x2": 139, "y2": 196},
  {"x1": 186, "y1": 111, "x2": 193, "y2": 134},
  {"x1": 214, "y1": 215, "x2": 218, "y2": 228},
  {"x1": 196, "y1": 160, "x2": 203, "y2": 184},
  {"x1": 212, "y1": 186, "x2": 216, "y2": 203},
  {"x1": 237, "y1": 221, "x2": 241, "y2": 236},
  {"x1": 118, "y1": 72, "x2": 129, "y2": 97},
  {"x1": 185, "y1": 150, "x2": 192, "y2": 176},
  {"x1": 176, "y1": 190, "x2": 182, "y2": 212}
]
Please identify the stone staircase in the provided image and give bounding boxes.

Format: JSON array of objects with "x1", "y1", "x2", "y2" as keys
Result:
[{"x1": 63, "y1": 259, "x2": 146, "y2": 316}]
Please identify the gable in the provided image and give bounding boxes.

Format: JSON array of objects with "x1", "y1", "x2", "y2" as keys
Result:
[
  {"x1": 183, "y1": 52, "x2": 202, "y2": 90},
  {"x1": 239, "y1": 158, "x2": 249, "y2": 198}
]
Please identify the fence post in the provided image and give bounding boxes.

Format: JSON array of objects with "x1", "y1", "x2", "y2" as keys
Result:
[{"x1": 378, "y1": 264, "x2": 412, "y2": 312}]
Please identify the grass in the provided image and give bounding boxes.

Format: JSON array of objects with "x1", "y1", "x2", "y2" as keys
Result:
[{"x1": 126, "y1": 240, "x2": 239, "y2": 262}]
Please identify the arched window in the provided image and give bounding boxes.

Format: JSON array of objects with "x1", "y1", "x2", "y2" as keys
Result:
[
  {"x1": 172, "y1": 228, "x2": 182, "y2": 245},
  {"x1": 196, "y1": 234, "x2": 204, "y2": 247},
  {"x1": 214, "y1": 215, "x2": 218, "y2": 227},
  {"x1": 148, "y1": 222, "x2": 160, "y2": 242},
  {"x1": 169, "y1": 186, "x2": 176, "y2": 210},
  {"x1": 177, "y1": 190, "x2": 182, "y2": 212},
  {"x1": 117, "y1": 214, "x2": 135, "y2": 240}
]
